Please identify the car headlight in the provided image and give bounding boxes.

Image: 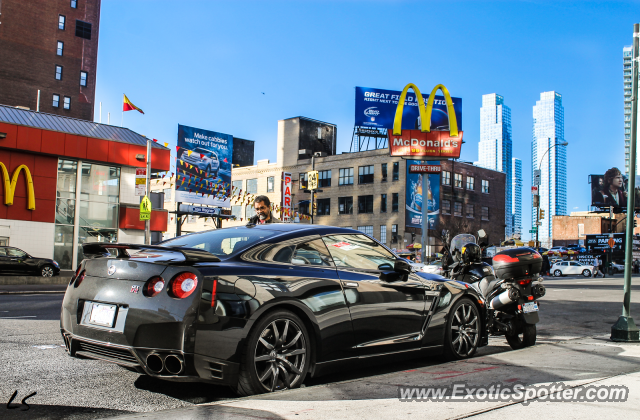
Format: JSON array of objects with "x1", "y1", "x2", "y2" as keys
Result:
[{"x1": 52, "y1": 261, "x2": 59, "y2": 267}]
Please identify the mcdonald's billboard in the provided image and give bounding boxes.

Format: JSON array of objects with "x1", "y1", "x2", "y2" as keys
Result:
[
  {"x1": 0, "y1": 162, "x2": 36, "y2": 210},
  {"x1": 355, "y1": 86, "x2": 462, "y2": 131},
  {"x1": 387, "y1": 83, "x2": 463, "y2": 159}
]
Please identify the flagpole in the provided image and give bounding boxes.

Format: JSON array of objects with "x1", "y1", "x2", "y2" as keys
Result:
[{"x1": 121, "y1": 94, "x2": 124, "y2": 127}]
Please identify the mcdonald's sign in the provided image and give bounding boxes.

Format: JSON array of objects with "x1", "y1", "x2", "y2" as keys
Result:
[
  {"x1": 388, "y1": 83, "x2": 463, "y2": 159},
  {"x1": 0, "y1": 162, "x2": 36, "y2": 210}
]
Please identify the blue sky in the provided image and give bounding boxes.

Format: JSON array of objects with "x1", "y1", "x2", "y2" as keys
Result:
[{"x1": 94, "y1": 0, "x2": 639, "y2": 240}]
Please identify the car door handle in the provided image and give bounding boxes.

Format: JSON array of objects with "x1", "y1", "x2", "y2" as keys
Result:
[{"x1": 342, "y1": 281, "x2": 359, "y2": 288}]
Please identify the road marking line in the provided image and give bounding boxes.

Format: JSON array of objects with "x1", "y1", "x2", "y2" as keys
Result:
[{"x1": 0, "y1": 316, "x2": 36, "y2": 318}]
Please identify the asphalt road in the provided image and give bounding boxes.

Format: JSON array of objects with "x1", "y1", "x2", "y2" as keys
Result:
[{"x1": 1, "y1": 274, "x2": 639, "y2": 419}]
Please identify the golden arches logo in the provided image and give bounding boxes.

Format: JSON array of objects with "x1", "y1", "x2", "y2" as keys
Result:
[
  {"x1": 0, "y1": 163, "x2": 36, "y2": 210},
  {"x1": 392, "y1": 83, "x2": 459, "y2": 137}
]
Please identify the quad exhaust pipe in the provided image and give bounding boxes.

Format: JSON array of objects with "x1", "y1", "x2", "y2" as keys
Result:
[{"x1": 145, "y1": 353, "x2": 184, "y2": 375}]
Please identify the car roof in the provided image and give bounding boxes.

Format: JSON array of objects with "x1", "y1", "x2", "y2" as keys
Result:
[{"x1": 246, "y1": 223, "x2": 362, "y2": 235}]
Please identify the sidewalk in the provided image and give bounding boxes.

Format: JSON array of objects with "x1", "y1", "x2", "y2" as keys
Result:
[
  {"x1": 112, "y1": 335, "x2": 640, "y2": 420},
  {"x1": 0, "y1": 283, "x2": 68, "y2": 294}
]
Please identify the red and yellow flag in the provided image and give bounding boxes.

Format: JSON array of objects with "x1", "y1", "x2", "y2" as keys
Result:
[{"x1": 123, "y1": 94, "x2": 144, "y2": 114}]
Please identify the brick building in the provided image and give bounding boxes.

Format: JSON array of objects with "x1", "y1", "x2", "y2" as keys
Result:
[
  {"x1": 0, "y1": 0, "x2": 100, "y2": 121},
  {"x1": 220, "y1": 116, "x2": 506, "y2": 252},
  {"x1": 552, "y1": 212, "x2": 640, "y2": 246}
]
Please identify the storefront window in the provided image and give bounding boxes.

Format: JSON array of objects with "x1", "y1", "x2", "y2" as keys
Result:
[
  {"x1": 80, "y1": 163, "x2": 120, "y2": 202},
  {"x1": 54, "y1": 225, "x2": 74, "y2": 270},
  {"x1": 54, "y1": 160, "x2": 77, "y2": 269}
]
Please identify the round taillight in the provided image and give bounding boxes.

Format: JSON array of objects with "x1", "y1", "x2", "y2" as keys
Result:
[
  {"x1": 74, "y1": 270, "x2": 86, "y2": 288},
  {"x1": 169, "y1": 272, "x2": 198, "y2": 299},
  {"x1": 144, "y1": 277, "x2": 165, "y2": 297}
]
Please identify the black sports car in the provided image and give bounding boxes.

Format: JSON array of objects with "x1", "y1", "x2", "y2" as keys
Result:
[
  {"x1": 0, "y1": 246, "x2": 60, "y2": 276},
  {"x1": 60, "y1": 224, "x2": 488, "y2": 395}
]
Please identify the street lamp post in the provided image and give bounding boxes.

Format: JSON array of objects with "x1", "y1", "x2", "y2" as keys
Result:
[
  {"x1": 535, "y1": 140, "x2": 568, "y2": 248},
  {"x1": 611, "y1": 23, "x2": 640, "y2": 342}
]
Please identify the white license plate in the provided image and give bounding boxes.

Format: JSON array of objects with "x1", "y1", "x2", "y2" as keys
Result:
[
  {"x1": 523, "y1": 302, "x2": 539, "y2": 313},
  {"x1": 89, "y1": 303, "x2": 117, "y2": 327}
]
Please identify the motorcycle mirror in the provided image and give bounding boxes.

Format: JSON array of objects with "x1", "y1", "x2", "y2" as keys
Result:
[{"x1": 478, "y1": 229, "x2": 487, "y2": 239}]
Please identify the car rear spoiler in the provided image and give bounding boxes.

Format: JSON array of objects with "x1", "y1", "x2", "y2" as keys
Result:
[{"x1": 82, "y1": 243, "x2": 221, "y2": 263}]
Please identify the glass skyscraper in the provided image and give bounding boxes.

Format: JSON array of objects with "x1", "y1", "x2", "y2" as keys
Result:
[
  {"x1": 532, "y1": 91, "x2": 566, "y2": 247},
  {"x1": 476, "y1": 93, "x2": 513, "y2": 237},
  {"x1": 623, "y1": 45, "x2": 634, "y2": 175},
  {"x1": 512, "y1": 158, "x2": 522, "y2": 238}
]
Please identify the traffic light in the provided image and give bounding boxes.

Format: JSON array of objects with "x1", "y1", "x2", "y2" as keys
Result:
[{"x1": 539, "y1": 209, "x2": 545, "y2": 220}]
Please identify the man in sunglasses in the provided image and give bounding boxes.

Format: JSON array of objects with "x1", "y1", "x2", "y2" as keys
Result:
[{"x1": 247, "y1": 195, "x2": 282, "y2": 225}]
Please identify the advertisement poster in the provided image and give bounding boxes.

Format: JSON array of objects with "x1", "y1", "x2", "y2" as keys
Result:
[
  {"x1": 355, "y1": 86, "x2": 462, "y2": 131},
  {"x1": 590, "y1": 169, "x2": 640, "y2": 209},
  {"x1": 175, "y1": 124, "x2": 233, "y2": 207},
  {"x1": 135, "y1": 168, "x2": 146, "y2": 196},
  {"x1": 406, "y1": 159, "x2": 440, "y2": 230}
]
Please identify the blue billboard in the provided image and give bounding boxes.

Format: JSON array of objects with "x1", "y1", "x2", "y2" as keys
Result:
[
  {"x1": 355, "y1": 86, "x2": 462, "y2": 131},
  {"x1": 406, "y1": 159, "x2": 440, "y2": 230},
  {"x1": 175, "y1": 124, "x2": 233, "y2": 207}
]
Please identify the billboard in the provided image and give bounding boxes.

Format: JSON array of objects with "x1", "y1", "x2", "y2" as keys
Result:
[
  {"x1": 355, "y1": 86, "x2": 462, "y2": 131},
  {"x1": 175, "y1": 124, "x2": 233, "y2": 207},
  {"x1": 406, "y1": 159, "x2": 440, "y2": 230},
  {"x1": 590, "y1": 168, "x2": 640, "y2": 209}
]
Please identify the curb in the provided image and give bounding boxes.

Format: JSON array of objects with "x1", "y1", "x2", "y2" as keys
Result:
[{"x1": 0, "y1": 291, "x2": 66, "y2": 295}]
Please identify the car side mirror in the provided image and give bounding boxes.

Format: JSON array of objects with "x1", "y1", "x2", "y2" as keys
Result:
[{"x1": 394, "y1": 259, "x2": 412, "y2": 274}]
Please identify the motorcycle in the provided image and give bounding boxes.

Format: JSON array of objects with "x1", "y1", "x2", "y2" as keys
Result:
[{"x1": 443, "y1": 231, "x2": 546, "y2": 350}]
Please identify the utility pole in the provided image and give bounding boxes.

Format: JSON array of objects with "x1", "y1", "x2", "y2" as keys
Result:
[
  {"x1": 145, "y1": 138, "x2": 152, "y2": 245},
  {"x1": 612, "y1": 23, "x2": 640, "y2": 342},
  {"x1": 310, "y1": 154, "x2": 315, "y2": 224}
]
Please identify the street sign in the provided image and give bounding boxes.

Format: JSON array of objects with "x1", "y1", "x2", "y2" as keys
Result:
[
  {"x1": 178, "y1": 204, "x2": 222, "y2": 216},
  {"x1": 608, "y1": 237, "x2": 616, "y2": 248},
  {"x1": 529, "y1": 229, "x2": 537, "y2": 233},
  {"x1": 139, "y1": 196, "x2": 152, "y2": 221},
  {"x1": 531, "y1": 186, "x2": 539, "y2": 195},
  {"x1": 135, "y1": 168, "x2": 146, "y2": 196},
  {"x1": 533, "y1": 169, "x2": 541, "y2": 186},
  {"x1": 307, "y1": 170, "x2": 318, "y2": 190},
  {"x1": 409, "y1": 164, "x2": 442, "y2": 173}
]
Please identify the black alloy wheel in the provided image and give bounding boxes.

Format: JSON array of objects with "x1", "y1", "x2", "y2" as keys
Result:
[
  {"x1": 41, "y1": 265, "x2": 54, "y2": 277},
  {"x1": 443, "y1": 298, "x2": 480, "y2": 361},
  {"x1": 236, "y1": 310, "x2": 310, "y2": 396},
  {"x1": 506, "y1": 324, "x2": 536, "y2": 350}
]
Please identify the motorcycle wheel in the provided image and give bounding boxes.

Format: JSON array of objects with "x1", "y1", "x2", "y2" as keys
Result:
[{"x1": 506, "y1": 324, "x2": 536, "y2": 350}]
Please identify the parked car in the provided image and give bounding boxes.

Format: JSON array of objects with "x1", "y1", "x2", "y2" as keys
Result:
[
  {"x1": 0, "y1": 246, "x2": 60, "y2": 277},
  {"x1": 422, "y1": 260, "x2": 444, "y2": 276},
  {"x1": 179, "y1": 147, "x2": 220, "y2": 178},
  {"x1": 545, "y1": 246, "x2": 575, "y2": 256},
  {"x1": 551, "y1": 261, "x2": 593, "y2": 277},
  {"x1": 61, "y1": 224, "x2": 489, "y2": 396},
  {"x1": 611, "y1": 262, "x2": 625, "y2": 273},
  {"x1": 567, "y1": 245, "x2": 586, "y2": 254}
]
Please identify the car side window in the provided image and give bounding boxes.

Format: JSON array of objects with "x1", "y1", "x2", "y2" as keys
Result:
[
  {"x1": 291, "y1": 239, "x2": 334, "y2": 267},
  {"x1": 570, "y1": 262, "x2": 579, "y2": 266},
  {"x1": 322, "y1": 234, "x2": 396, "y2": 270},
  {"x1": 0, "y1": 248, "x2": 6, "y2": 256},
  {"x1": 6, "y1": 248, "x2": 26, "y2": 258}
]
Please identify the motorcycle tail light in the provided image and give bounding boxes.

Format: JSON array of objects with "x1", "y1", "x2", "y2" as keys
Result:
[
  {"x1": 518, "y1": 304, "x2": 522, "y2": 310},
  {"x1": 74, "y1": 270, "x2": 86, "y2": 288},
  {"x1": 169, "y1": 272, "x2": 198, "y2": 299},
  {"x1": 211, "y1": 279, "x2": 218, "y2": 308},
  {"x1": 493, "y1": 254, "x2": 519, "y2": 263},
  {"x1": 527, "y1": 295, "x2": 534, "y2": 301},
  {"x1": 144, "y1": 276, "x2": 165, "y2": 297},
  {"x1": 517, "y1": 278, "x2": 532, "y2": 285}
]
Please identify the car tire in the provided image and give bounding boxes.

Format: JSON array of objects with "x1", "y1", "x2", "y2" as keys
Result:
[
  {"x1": 506, "y1": 324, "x2": 536, "y2": 350},
  {"x1": 41, "y1": 265, "x2": 54, "y2": 277},
  {"x1": 442, "y1": 298, "x2": 480, "y2": 361},
  {"x1": 553, "y1": 270, "x2": 562, "y2": 277},
  {"x1": 582, "y1": 269, "x2": 591, "y2": 277},
  {"x1": 235, "y1": 309, "x2": 310, "y2": 396}
]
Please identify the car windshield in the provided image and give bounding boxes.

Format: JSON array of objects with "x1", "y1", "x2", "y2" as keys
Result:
[{"x1": 160, "y1": 227, "x2": 279, "y2": 258}]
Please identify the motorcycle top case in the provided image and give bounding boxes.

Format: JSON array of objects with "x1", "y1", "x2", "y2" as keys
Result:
[{"x1": 492, "y1": 247, "x2": 543, "y2": 279}]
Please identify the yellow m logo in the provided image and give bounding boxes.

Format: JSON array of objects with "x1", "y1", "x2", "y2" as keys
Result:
[
  {"x1": 0, "y1": 163, "x2": 36, "y2": 210},
  {"x1": 392, "y1": 83, "x2": 459, "y2": 137}
]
